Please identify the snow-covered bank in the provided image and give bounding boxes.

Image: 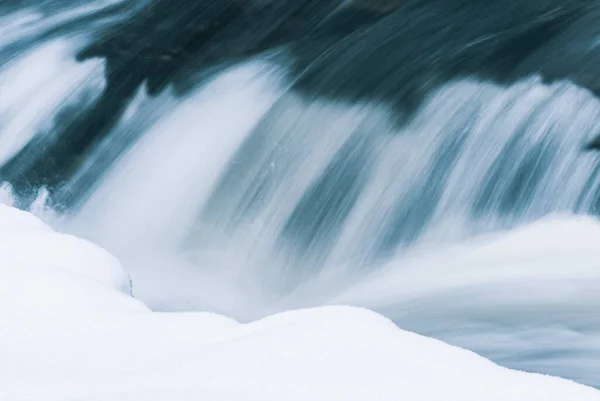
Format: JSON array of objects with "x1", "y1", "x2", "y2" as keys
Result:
[{"x1": 1, "y1": 204, "x2": 599, "y2": 400}]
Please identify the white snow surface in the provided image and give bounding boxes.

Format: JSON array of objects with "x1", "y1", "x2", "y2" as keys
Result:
[{"x1": 1, "y1": 204, "x2": 600, "y2": 401}]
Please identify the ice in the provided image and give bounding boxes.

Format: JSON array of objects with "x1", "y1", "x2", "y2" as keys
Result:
[{"x1": 1, "y1": 204, "x2": 599, "y2": 401}]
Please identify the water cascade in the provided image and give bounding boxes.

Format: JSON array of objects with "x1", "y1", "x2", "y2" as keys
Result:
[{"x1": 2, "y1": 0, "x2": 600, "y2": 388}]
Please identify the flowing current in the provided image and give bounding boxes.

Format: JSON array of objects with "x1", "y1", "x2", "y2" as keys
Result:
[{"x1": 2, "y1": 0, "x2": 600, "y2": 389}]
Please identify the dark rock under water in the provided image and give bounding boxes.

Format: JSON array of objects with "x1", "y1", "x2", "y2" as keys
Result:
[{"x1": 5, "y1": 0, "x2": 600, "y2": 201}]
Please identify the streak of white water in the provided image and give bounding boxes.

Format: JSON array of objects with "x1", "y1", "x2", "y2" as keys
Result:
[
  {"x1": 0, "y1": 39, "x2": 104, "y2": 165},
  {"x1": 0, "y1": 0, "x2": 126, "y2": 49},
  {"x1": 67, "y1": 62, "x2": 286, "y2": 315}
]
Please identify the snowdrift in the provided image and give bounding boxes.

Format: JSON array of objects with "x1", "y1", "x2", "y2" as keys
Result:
[{"x1": 1, "y1": 203, "x2": 599, "y2": 401}]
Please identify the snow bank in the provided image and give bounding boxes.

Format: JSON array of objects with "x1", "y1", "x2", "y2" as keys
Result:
[{"x1": 1, "y1": 205, "x2": 599, "y2": 401}]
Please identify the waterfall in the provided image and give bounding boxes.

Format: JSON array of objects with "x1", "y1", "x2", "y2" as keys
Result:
[{"x1": 2, "y1": 0, "x2": 600, "y2": 388}]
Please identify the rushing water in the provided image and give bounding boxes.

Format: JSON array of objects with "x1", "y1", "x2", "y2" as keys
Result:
[{"x1": 2, "y1": 0, "x2": 600, "y2": 389}]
